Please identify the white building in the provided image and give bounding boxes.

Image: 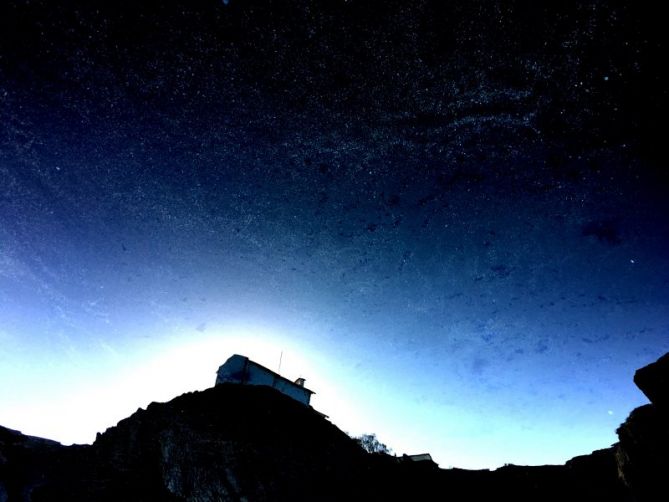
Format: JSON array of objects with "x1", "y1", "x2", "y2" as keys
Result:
[{"x1": 215, "y1": 354, "x2": 314, "y2": 406}]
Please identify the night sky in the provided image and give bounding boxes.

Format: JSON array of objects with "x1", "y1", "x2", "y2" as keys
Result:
[{"x1": 1, "y1": 1, "x2": 667, "y2": 469}]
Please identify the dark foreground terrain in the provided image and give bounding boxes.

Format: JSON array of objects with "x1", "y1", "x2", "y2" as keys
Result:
[{"x1": 1, "y1": 352, "x2": 667, "y2": 501}]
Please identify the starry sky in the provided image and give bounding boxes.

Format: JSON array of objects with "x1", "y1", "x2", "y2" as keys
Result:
[{"x1": 1, "y1": 1, "x2": 668, "y2": 469}]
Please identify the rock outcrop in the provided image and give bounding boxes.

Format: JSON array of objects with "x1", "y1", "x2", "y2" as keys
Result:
[
  {"x1": 617, "y1": 353, "x2": 669, "y2": 501},
  {"x1": 1, "y1": 385, "x2": 373, "y2": 501},
  {"x1": 633, "y1": 352, "x2": 669, "y2": 410}
]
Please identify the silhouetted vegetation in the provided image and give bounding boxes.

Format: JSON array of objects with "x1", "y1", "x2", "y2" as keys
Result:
[{"x1": 353, "y1": 433, "x2": 392, "y2": 454}]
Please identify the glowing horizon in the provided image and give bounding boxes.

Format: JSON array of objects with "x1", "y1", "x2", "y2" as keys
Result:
[{"x1": 0, "y1": 323, "x2": 652, "y2": 469}]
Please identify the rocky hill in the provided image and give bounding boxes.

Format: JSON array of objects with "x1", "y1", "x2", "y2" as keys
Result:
[
  {"x1": 616, "y1": 352, "x2": 669, "y2": 501},
  {"x1": 3, "y1": 352, "x2": 668, "y2": 501}
]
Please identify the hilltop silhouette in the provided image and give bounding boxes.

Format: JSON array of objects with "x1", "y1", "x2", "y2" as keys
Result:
[{"x1": 2, "y1": 352, "x2": 667, "y2": 501}]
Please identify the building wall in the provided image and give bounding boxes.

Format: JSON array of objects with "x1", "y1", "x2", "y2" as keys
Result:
[
  {"x1": 216, "y1": 354, "x2": 312, "y2": 406},
  {"x1": 406, "y1": 454, "x2": 433, "y2": 463},
  {"x1": 271, "y1": 376, "x2": 312, "y2": 405}
]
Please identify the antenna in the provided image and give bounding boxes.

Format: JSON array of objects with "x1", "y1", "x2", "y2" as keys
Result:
[{"x1": 278, "y1": 350, "x2": 283, "y2": 375}]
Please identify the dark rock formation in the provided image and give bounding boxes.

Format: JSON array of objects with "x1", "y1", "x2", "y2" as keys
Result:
[
  {"x1": 0, "y1": 382, "x2": 633, "y2": 501},
  {"x1": 617, "y1": 352, "x2": 669, "y2": 501},
  {"x1": 634, "y1": 352, "x2": 669, "y2": 410},
  {"x1": 1, "y1": 385, "x2": 373, "y2": 501}
]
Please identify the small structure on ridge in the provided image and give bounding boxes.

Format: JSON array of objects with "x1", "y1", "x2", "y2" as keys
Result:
[{"x1": 215, "y1": 354, "x2": 314, "y2": 406}]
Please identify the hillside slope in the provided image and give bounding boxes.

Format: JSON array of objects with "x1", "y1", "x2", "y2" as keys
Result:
[{"x1": 0, "y1": 375, "x2": 642, "y2": 501}]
